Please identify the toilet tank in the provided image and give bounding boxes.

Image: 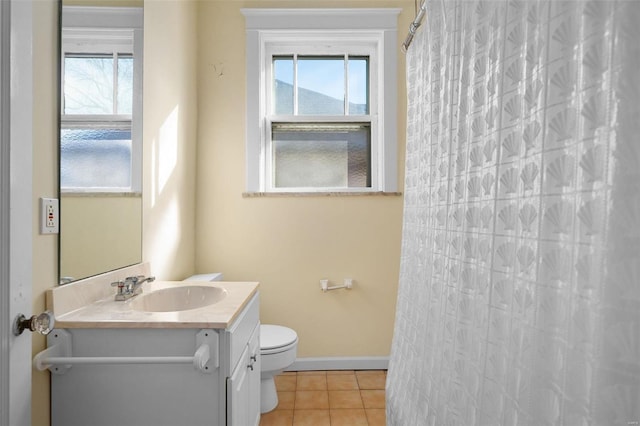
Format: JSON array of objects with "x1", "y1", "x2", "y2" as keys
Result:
[{"x1": 184, "y1": 273, "x2": 223, "y2": 282}]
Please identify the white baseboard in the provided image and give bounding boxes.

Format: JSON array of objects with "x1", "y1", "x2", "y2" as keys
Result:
[{"x1": 287, "y1": 356, "x2": 389, "y2": 371}]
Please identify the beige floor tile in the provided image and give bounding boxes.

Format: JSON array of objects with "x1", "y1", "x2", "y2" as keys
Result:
[
  {"x1": 327, "y1": 373, "x2": 359, "y2": 390},
  {"x1": 260, "y1": 409, "x2": 293, "y2": 426},
  {"x1": 296, "y1": 370, "x2": 326, "y2": 376},
  {"x1": 361, "y1": 389, "x2": 386, "y2": 408},
  {"x1": 292, "y1": 409, "x2": 331, "y2": 426},
  {"x1": 355, "y1": 370, "x2": 387, "y2": 390},
  {"x1": 328, "y1": 390, "x2": 364, "y2": 409},
  {"x1": 275, "y1": 375, "x2": 297, "y2": 392},
  {"x1": 296, "y1": 374, "x2": 327, "y2": 391},
  {"x1": 366, "y1": 408, "x2": 386, "y2": 426},
  {"x1": 329, "y1": 408, "x2": 369, "y2": 426},
  {"x1": 294, "y1": 391, "x2": 329, "y2": 410},
  {"x1": 326, "y1": 370, "x2": 354, "y2": 375},
  {"x1": 272, "y1": 370, "x2": 387, "y2": 425},
  {"x1": 276, "y1": 391, "x2": 295, "y2": 410},
  {"x1": 355, "y1": 370, "x2": 386, "y2": 376}
]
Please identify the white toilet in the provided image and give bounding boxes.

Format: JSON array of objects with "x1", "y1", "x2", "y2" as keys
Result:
[
  {"x1": 260, "y1": 324, "x2": 298, "y2": 413},
  {"x1": 184, "y1": 274, "x2": 298, "y2": 414}
]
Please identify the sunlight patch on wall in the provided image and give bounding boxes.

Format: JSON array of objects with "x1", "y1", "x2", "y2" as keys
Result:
[
  {"x1": 147, "y1": 195, "x2": 181, "y2": 279},
  {"x1": 158, "y1": 106, "x2": 179, "y2": 194},
  {"x1": 150, "y1": 105, "x2": 179, "y2": 207}
]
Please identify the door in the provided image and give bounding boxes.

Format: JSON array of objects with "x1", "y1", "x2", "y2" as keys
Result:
[{"x1": 1, "y1": 1, "x2": 34, "y2": 425}]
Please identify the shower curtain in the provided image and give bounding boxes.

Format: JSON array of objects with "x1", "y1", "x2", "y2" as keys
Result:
[{"x1": 387, "y1": 1, "x2": 640, "y2": 425}]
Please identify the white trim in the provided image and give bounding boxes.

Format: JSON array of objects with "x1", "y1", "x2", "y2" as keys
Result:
[
  {"x1": 0, "y1": 1, "x2": 10, "y2": 422},
  {"x1": 62, "y1": 6, "x2": 142, "y2": 30},
  {"x1": 61, "y1": 115, "x2": 132, "y2": 123},
  {"x1": 287, "y1": 356, "x2": 389, "y2": 371},
  {"x1": 4, "y1": 0, "x2": 33, "y2": 424},
  {"x1": 62, "y1": 28, "x2": 135, "y2": 55},
  {"x1": 131, "y1": 27, "x2": 143, "y2": 193},
  {"x1": 242, "y1": 8, "x2": 399, "y2": 193}
]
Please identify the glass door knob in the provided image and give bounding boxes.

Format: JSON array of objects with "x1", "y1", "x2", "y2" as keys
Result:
[{"x1": 13, "y1": 311, "x2": 55, "y2": 336}]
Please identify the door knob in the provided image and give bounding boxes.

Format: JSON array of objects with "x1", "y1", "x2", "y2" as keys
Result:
[{"x1": 13, "y1": 311, "x2": 55, "y2": 336}]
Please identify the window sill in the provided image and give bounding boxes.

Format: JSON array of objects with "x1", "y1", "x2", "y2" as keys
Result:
[
  {"x1": 61, "y1": 191, "x2": 142, "y2": 198},
  {"x1": 242, "y1": 191, "x2": 402, "y2": 198}
]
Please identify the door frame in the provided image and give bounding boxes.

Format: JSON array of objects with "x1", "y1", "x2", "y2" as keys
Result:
[{"x1": 1, "y1": 0, "x2": 34, "y2": 425}]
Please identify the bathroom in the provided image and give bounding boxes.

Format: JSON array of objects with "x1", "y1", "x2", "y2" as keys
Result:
[
  {"x1": 9, "y1": 1, "x2": 408, "y2": 425},
  {"x1": 3, "y1": 0, "x2": 640, "y2": 425}
]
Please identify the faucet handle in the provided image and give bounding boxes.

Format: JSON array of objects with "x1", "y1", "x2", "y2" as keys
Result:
[
  {"x1": 111, "y1": 280, "x2": 126, "y2": 296},
  {"x1": 125, "y1": 275, "x2": 156, "y2": 284}
]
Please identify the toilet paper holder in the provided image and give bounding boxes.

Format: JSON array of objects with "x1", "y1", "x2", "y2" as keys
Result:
[{"x1": 320, "y1": 278, "x2": 353, "y2": 292}]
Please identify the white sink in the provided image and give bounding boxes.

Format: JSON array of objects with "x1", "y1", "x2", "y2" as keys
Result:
[{"x1": 130, "y1": 285, "x2": 228, "y2": 313}]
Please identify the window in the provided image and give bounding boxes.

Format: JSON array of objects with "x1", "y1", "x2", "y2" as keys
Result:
[
  {"x1": 242, "y1": 9, "x2": 400, "y2": 193},
  {"x1": 269, "y1": 51, "x2": 373, "y2": 189},
  {"x1": 61, "y1": 7, "x2": 142, "y2": 193}
]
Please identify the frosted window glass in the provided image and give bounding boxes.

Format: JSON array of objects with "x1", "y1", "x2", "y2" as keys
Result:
[
  {"x1": 272, "y1": 124, "x2": 370, "y2": 188},
  {"x1": 117, "y1": 56, "x2": 133, "y2": 114},
  {"x1": 348, "y1": 57, "x2": 369, "y2": 115},
  {"x1": 60, "y1": 128, "x2": 132, "y2": 189},
  {"x1": 64, "y1": 56, "x2": 114, "y2": 114},
  {"x1": 298, "y1": 57, "x2": 344, "y2": 115},
  {"x1": 273, "y1": 57, "x2": 294, "y2": 115}
]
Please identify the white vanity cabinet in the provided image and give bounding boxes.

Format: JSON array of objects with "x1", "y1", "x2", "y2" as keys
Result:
[
  {"x1": 47, "y1": 290, "x2": 260, "y2": 426},
  {"x1": 222, "y1": 292, "x2": 261, "y2": 426},
  {"x1": 226, "y1": 321, "x2": 260, "y2": 426}
]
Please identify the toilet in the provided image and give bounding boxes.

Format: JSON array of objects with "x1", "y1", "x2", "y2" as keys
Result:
[
  {"x1": 184, "y1": 274, "x2": 298, "y2": 414},
  {"x1": 259, "y1": 324, "x2": 298, "y2": 412}
]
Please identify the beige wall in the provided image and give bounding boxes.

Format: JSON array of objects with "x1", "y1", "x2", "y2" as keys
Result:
[
  {"x1": 142, "y1": 0, "x2": 199, "y2": 280},
  {"x1": 32, "y1": 1, "x2": 59, "y2": 425},
  {"x1": 195, "y1": 0, "x2": 410, "y2": 358},
  {"x1": 60, "y1": 195, "x2": 142, "y2": 280}
]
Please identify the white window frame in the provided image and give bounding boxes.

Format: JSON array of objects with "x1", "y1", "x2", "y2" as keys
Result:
[
  {"x1": 61, "y1": 6, "x2": 143, "y2": 194},
  {"x1": 242, "y1": 8, "x2": 400, "y2": 193}
]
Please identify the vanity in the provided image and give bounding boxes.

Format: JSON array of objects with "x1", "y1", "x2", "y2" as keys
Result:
[{"x1": 39, "y1": 267, "x2": 260, "y2": 426}]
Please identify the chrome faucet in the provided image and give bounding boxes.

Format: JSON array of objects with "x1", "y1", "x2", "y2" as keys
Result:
[{"x1": 111, "y1": 275, "x2": 156, "y2": 301}]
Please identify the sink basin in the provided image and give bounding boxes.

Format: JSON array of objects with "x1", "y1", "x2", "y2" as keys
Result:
[{"x1": 129, "y1": 286, "x2": 227, "y2": 312}]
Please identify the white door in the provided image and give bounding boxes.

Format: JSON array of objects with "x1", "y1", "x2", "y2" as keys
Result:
[{"x1": 1, "y1": 1, "x2": 34, "y2": 425}]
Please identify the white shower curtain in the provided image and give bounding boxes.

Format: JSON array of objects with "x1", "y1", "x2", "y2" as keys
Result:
[{"x1": 387, "y1": 1, "x2": 640, "y2": 425}]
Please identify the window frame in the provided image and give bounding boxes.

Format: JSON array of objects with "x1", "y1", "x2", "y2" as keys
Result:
[
  {"x1": 242, "y1": 9, "x2": 400, "y2": 194},
  {"x1": 60, "y1": 6, "x2": 143, "y2": 194},
  {"x1": 265, "y1": 38, "x2": 379, "y2": 192}
]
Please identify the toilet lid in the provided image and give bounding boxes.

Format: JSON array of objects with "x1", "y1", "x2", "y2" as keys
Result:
[{"x1": 261, "y1": 324, "x2": 298, "y2": 350}]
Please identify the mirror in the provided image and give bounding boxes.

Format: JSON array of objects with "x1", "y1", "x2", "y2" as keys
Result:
[{"x1": 58, "y1": 2, "x2": 143, "y2": 284}]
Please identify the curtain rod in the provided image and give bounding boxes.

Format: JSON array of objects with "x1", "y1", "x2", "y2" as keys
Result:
[{"x1": 402, "y1": 0, "x2": 427, "y2": 52}]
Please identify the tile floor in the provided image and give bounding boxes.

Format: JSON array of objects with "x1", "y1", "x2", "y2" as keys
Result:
[{"x1": 259, "y1": 370, "x2": 387, "y2": 426}]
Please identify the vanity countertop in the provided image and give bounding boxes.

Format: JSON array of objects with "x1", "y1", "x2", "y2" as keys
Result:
[{"x1": 46, "y1": 279, "x2": 259, "y2": 329}]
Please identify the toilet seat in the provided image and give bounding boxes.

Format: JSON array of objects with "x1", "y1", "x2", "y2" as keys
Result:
[{"x1": 261, "y1": 324, "x2": 298, "y2": 355}]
